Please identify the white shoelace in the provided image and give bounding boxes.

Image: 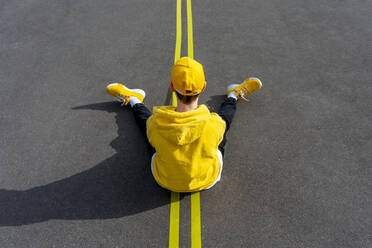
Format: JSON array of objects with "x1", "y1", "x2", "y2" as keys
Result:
[
  {"x1": 117, "y1": 94, "x2": 129, "y2": 106},
  {"x1": 239, "y1": 89, "x2": 250, "y2": 101}
]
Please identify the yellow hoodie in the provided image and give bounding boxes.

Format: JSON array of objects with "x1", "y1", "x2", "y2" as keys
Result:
[{"x1": 146, "y1": 104, "x2": 226, "y2": 192}]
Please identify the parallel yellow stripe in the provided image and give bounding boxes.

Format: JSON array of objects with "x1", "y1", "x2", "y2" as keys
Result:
[
  {"x1": 191, "y1": 192, "x2": 202, "y2": 248},
  {"x1": 169, "y1": 0, "x2": 182, "y2": 247},
  {"x1": 187, "y1": 0, "x2": 194, "y2": 59},
  {"x1": 172, "y1": 91, "x2": 178, "y2": 107},
  {"x1": 172, "y1": 0, "x2": 182, "y2": 107},
  {"x1": 187, "y1": 1, "x2": 202, "y2": 247},
  {"x1": 174, "y1": 0, "x2": 182, "y2": 64},
  {"x1": 170, "y1": 1, "x2": 201, "y2": 247},
  {"x1": 169, "y1": 191, "x2": 180, "y2": 248}
]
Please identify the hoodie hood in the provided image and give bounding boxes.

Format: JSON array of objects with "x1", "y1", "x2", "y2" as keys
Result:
[{"x1": 151, "y1": 104, "x2": 210, "y2": 145}]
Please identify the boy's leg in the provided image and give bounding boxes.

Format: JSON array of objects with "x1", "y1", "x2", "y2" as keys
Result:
[
  {"x1": 132, "y1": 103, "x2": 151, "y2": 137},
  {"x1": 106, "y1": 83, "x2": 155, "y2": 158},
  {"x1": 217, "y1": 97, "x2": 237, "y2": 157},
  {"x1": 217, "y1": 77, "x2": 262, "y2": 157},
  {"x1": 131, "y1": 103, "x2": 156, "y2": 158}
]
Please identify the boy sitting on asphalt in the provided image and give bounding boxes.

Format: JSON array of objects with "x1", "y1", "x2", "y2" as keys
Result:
[{"x1": 106, "y1": 57, "x2": 262, "y2": 192}]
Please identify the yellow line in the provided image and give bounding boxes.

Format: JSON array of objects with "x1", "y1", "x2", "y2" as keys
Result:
[
  {"x1": 170, "y1": 1, "x2": 201, "y2": 247},
  {"x1": 187, "y1": 0, "x2": 201, "y2": 248},
  {"x1": 169, "y1": 0, "x2": 182, "y2": 247},
  {"x1": 169, "y1": 191, "x2": 180, "y2": 248},
  {"x1": 187, "y1": 0, "x2": 194, "y2": 59},
  {"x1": 191, "y1": 192, "x2": 202, "y2": 248},
  {"x1": 174, "y1": 0, "x2": 182, "y2": 64},
  {"x1": 187, "y1": 1, "x2": 202, "y2": 247},
  {"x1": 172, "y1": 92, "x2": 178, "y2": 107},
  {"x1": 171, "y1": 0, "x2": 182, "y2": 107}
]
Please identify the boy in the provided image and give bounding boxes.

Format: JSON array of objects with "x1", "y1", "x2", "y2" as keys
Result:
[{"x1": 106, "y1": 57, "x2": 262, "y2": 192}]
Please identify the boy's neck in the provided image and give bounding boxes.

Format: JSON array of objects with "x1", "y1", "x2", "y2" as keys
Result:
[{"x1": 176, "y1": 99, "x2": 199, "y2": 112}]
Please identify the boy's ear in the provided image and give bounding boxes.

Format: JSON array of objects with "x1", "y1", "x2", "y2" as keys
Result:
[{"x1": 170, "y1": 81, "x2": 175, "y2": 91}]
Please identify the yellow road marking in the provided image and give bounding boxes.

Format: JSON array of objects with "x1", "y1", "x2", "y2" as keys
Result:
[
  {"x1": 169, "y1": 0, "x2": 182, "y2": 247},
  {"x1": 172, "y1": 90, "x2": 178, "y2": 107},
  {"x1": 187, "y1": 1, "x2": 202, "y2": 247},
  {"x1": 169, "y1": 1, "x2": 201, "y2": 247},
  {"x1": 174, "y1": 0, "x2": 182, "y2": 64},
  {"x1": 191, "y1": 192, "x2": 201, "y2": 248},
  {"x1": 172, "y1": 0, "x2": 182, "y2": 107},
  {"x1": 169, "y1": 191, "x2": 180, "y2": 248},
  {"x1": 187, "y1": 0, "x2": 194, "y2": 59}
]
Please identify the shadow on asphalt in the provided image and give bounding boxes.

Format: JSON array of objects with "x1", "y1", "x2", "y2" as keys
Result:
[
  {"x1": 205, "y1": 95, "x2": 226, "y2": 113},
  {"x1": 0, "y1": 101, "x2": 170, "y2": 226}
]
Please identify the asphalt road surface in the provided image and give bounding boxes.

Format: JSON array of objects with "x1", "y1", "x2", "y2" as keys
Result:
[{"x1": 1, "y1": 0, "x2": 371, "y2": 247}]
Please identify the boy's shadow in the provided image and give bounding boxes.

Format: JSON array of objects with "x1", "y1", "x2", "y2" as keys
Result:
[
  {"x1": 0, "y1": 102, "x2": 170, "y2": 226},
  {"x1": 205, "y1": 95, "x2": 226, "y2": 113}
]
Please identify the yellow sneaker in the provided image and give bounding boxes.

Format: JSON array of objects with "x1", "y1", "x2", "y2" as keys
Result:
[
  {"x1": 106, "y1": 82, "x2": 145, "y2": 106},
  {"x1": 227, "y1": 77, "x2": 262, "y2": 101}
]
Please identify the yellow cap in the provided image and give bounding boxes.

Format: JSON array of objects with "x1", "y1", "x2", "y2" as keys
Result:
[{"x1": 171, "y1": 57, "x2": 205, "y2": 96}]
